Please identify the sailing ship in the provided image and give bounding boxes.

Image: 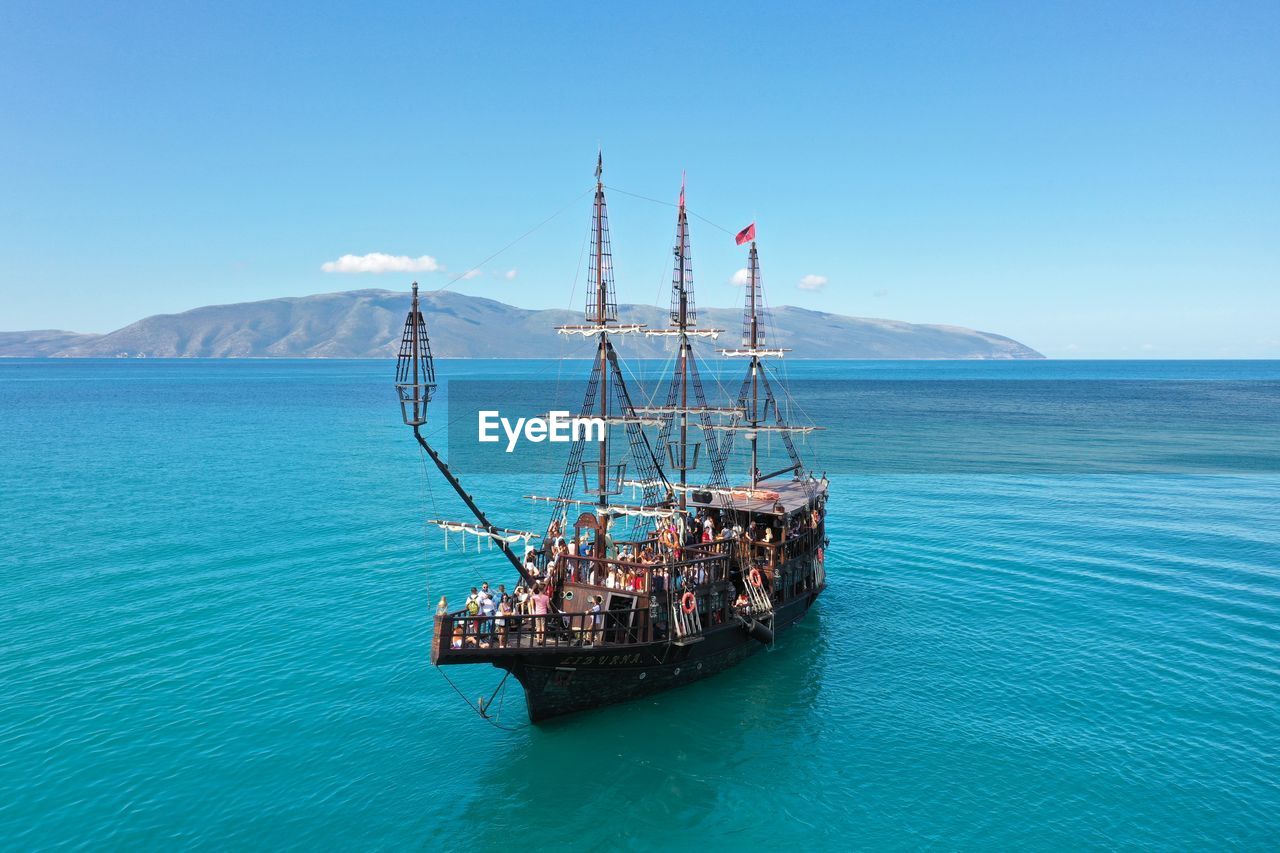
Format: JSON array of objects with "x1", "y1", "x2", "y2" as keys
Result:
[{"x1": 395, "y1": 156, "x2": 828, "y2": 723}]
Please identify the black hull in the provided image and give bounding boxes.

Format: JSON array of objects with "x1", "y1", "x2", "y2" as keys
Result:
[{"x1": 498, "y1": 586, "x2": 822, "y2": 723}]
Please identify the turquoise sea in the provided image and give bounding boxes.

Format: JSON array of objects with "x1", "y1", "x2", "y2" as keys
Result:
[{"x1": 2, "y1": 358, "x2": 1279, "y2": 850}]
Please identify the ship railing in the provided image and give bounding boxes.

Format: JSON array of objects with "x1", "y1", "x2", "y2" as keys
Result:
[
  {"x1": 557, "y1": 552, "x2": 732, "y2": 590},
  {"x1": 650, "y1": 552, "x2": 733, "y2": 593},
  {"x1": 682, "y1": 537, "x2": 734, "y2": 559},
  {"x1": 777, "y1": 524, "x2": 824, "y2": 563},
  {"x1": 741, "y1": 524, "x2": 825, "y2": 568},
  {"x1": 535, "y1": 535, "x2": 659, "y2": 558},
  {"x1": 559, "y1": 554, "x2": 651, "y2": 591},
  {"x1": 436, "y1": 606, "x2": 653, "y2": 652}
]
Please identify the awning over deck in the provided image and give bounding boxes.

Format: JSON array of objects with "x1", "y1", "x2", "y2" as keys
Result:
[{"x1": 684, "y1": 478, "x2": 827, "y2": 516}]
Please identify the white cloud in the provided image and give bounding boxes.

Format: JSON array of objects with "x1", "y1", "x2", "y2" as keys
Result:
[
  {"x1": 730, "y1": 268, "x2": 750, "y2": 286},
  {"x1": 321, "y1": 253, "x2": 442, "y2": 274},
  {"x1": 504, "y1": 269, "x2": 518, "y2": 280},
  {"x1": 461, "y1": 269, "x2": 482, "y2": 280},
  {"x1": 798, "y1": 274, "x2": 828, "y2": 291}
]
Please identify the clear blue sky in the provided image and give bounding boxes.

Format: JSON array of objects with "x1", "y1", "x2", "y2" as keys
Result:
[{"x1": 2, "y1": 1, "x2": 1277, "y2": 357}]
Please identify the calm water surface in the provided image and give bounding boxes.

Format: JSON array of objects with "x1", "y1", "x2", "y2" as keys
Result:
[{"x1": 1, "y1": 359, "x2": 1277, "y2": 850}]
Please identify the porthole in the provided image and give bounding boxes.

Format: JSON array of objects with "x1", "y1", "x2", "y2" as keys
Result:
[
  {"x1": 674, "y1": 667, "x2": 681, "y2": 676},
  {"x1": 563, "y1": 590, "x2": 575, "y2": 600},
  {"x1": 697, "y1": 662, "x2": 703, "y2": 671},
  {"x1": 639, "y1": 672, "x2": 647, "y2": 680}
]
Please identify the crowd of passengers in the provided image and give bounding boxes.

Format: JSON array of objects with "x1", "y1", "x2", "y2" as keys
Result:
[
  {"x1": 436, "y1": 502, "x2": 825, "y2": 649},
  {"x1": 439, "y1": 580, "x2": 607, "y2": 650}
]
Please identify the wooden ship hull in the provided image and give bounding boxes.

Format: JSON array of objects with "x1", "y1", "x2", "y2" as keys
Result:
[
  {"x1": 430, "y1": 517, "x2": 829, "y2": 717},
  {"x1": 434, "y1": 561, "x2": 824, "y2": 722}
]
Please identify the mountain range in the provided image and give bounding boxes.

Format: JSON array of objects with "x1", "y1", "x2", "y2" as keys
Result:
[{"x1": 0, "y1": 289, "x2": 1043, "y2": 359}]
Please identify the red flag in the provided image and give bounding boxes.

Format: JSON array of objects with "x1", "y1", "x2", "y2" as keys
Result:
[
  {"x1": 678, "y1": 171, "x2": 686, "y2": 208},
  {"x1": 735, "y1": 222, "x2": 756, "y2": 246}
]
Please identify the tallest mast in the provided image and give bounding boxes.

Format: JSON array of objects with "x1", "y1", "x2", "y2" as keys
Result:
[
  {"x1": 592, "y1": 152, "x2": 610, "y2": 512},
  {"x1": 550, "y1": 153, "x2": 670, "y2": 537},
  {"x1": 674, "y1": 176, "x2": 692, "y2": 508}
]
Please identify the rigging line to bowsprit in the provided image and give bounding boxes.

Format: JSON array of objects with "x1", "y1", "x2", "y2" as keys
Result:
[
  {"x1": 436, "y1": 666, "x2": 530, "y2": 732},
  {"x1": 436, "y1": 185, "x2": 596, "y2": 293},
  {"x1": 605, "y1": 185, "x2": 738, "y2": 236}
]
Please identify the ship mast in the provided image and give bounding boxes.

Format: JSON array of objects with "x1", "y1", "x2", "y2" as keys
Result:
[
  {"x1": 746, "y1": 242, "x2": 761, "y2": 488},
  {"x1": 675, "y1": 177, "x2": 690, "y2": 508},
  {"x1": 594, "y1": 152, "x2": 610, "y2": 517},
  {"x1": 640, "y1": 178, "x2": 729, "y2": 509},
  {"x1": 544, "y1": 153, "x2": 672, "y2": 544},
  {"x1": 716, "y1": 237, "x2": 812, "y2": 488}
]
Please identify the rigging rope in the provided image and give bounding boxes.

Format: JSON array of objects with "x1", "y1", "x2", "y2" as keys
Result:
[
  {"x1": 605, "y1": 185, "x2": 738, "y2": 236},
  {"x1": 435, "y1": 667, "x2": 530, "y2": 732},
  {"x1": 436, "y1": 186, "x2": 595, "y2": 294}
]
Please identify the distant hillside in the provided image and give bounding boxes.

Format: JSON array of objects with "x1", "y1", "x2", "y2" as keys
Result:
[
  {"x1": 1, "y1": 289, "x2": 1043, "y2": 359},
  {"x1": 0, "y1": 330, "x2": 102, "y2": 357}
]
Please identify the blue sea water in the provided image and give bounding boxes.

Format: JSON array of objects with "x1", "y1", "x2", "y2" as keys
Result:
[{"x1": 1, "y1": 358, "x2": 1278, "y2": 850}]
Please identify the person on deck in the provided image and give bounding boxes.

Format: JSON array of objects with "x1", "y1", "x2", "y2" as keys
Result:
[
  {"x1": 496, "y1": 598, "x2": 512, "y2": 648},
  {"x1": 545, "y1": 542, "x2": 560, "y2": 579},
  {"x1": 479, "y1": 589, "x2": 496, "y2": 641},
  {"x1": 566, "y1": 537, "x2": 578, "y2": 580},
  {"x1": 587, "y1": 595, "x2": 603, "y2": 646},
  {"x1": 660, "y1": 522, "x2": 680, "y2": 561},
  {"x1": 531, "y1": 583, "x2": 551, "y2": 645}
]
